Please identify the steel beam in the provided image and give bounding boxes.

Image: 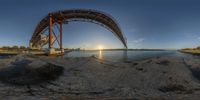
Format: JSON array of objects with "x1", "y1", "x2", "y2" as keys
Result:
[
  {"x1": 31, "y1": 9, "x2": 127, "y2": 49},
  {"x1": 49, "y1": 13, "x2": 53, "y2": 49},
  {"x1": 60, "y1": 21, "x2": 63, "y2": 50}
]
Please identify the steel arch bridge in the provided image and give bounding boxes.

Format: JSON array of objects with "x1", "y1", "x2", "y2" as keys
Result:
[{"x1": 30, "y1": 9, "x2": 127, "y2": 53}]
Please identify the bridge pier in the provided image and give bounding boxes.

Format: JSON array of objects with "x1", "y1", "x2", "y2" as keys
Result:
[
  {"x1": 60, "y1": 20, "x2": 63, "y2": 54},
  {"x1": 49, "y1": 13, "x2": 53, "y2": 49},
  {"x1": 29, "y1": 42, "x2": 33, "y2": 49},
  {"x1": 47, "y1": 48, "x2": 64, "y2": 55},
  {"x1": 47, "y1": 13, "x2": 64, "y2": 55}
]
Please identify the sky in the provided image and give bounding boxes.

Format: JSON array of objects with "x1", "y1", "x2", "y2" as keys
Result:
[{"x1": 0, "y1": 0, "x2": 200, "y2": 49}]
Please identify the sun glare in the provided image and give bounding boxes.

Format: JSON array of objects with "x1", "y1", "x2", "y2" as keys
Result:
[{"x1": 98, "y1": 45, "x2": 103, "y2": 50}]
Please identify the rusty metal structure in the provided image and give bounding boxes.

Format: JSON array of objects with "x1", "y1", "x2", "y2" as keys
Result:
[{"x1": 30, "y1": 9, "x2": 127, "y2": 52}]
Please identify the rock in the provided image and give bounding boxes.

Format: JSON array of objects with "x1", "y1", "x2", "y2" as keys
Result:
[
  {"x1": 0, "y1": 55, "x2": 199, "y2": 99},
  {"x1": 28, "y1": 60, "x2": 48, "y2": 69},
  {"x1": 0, "y1": 54, "x2": 64, "y2": 86}
]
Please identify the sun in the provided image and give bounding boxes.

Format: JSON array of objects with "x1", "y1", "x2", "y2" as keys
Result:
[{"x1": 98, "y1": 45, "x2": 103, "y2": 50}]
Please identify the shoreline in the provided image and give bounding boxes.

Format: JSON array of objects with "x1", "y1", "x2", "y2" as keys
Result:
[{"x1": 179, "y1": 49, "x2": 200, "y2": 55}]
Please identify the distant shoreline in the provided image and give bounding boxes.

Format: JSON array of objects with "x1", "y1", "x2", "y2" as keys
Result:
[
  {"x1": 179, "y1": 49, "x2": 200, "y2": 55},
  {"x1": 0, "y1": 49, "x2": 177, "y2": 57},
  {"x1": 76, "y1": 49, "x2": 175, "y2": 51}
]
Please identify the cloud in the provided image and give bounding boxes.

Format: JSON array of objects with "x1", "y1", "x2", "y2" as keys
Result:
[
  {"x1": 81, "y1": 43, "x2": 92, "y2": 48},
  {"x1": 129, "y1": 38, "x2": 145, "y2": 44},
  {"x1": 128, "y1": 38, "x2": 145, "y2": 48},
  {"x1": 128, "y1": 29, "x2": 136, "y2": 33}
]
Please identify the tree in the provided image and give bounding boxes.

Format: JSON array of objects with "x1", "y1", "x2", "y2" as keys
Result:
[
  {"x1": 2, "y1": 46, "x2": 10, "y2": 49},
  {"x1": 19, "y1": 46, "x2": 26, "y2": 49},
  {"x1": 197, "y1": 46, "x2": 200, "y2": 49},
  {"x1": 12, "y1": 45, "x2": 18, "y2": 49}
]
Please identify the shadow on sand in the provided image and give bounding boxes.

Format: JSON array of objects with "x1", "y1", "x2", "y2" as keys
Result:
[{"x1": 0, "y1": 59, "x2": 64, "y2": 86}]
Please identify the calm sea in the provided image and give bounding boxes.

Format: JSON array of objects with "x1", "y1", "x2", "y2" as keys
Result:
[
  {"x1": 64, "y1": 50, "x2": 199, "y2": 62},
  {"x1": 0, "y1": 50, "x2": 197, "y2": 62}
]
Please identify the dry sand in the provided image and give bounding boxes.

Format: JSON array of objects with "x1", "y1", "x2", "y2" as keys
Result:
[{"x1": 0, "y1": 54, "x2": 200, "y2": 99}]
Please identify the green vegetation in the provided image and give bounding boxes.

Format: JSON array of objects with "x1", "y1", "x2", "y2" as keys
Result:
[
  {"x1": 0, "y1": 46, "x2": 30, "y2": 55},
  {"x1": 0, "y1": 45, "x2": 28, "y2": 51},
  {"x1": 180, "y1": 46, "x2": 200, "y2": 55},
  {"x1": 0, "y1": 46, "x2": 46, "y2": 55}
]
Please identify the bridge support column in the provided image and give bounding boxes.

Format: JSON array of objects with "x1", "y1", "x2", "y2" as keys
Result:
[
  {"x1": 29, "y1": 41, "x2": 33, "y2": 49},
  {"x1": 49, "y1": 13, "x2": 53, "y2": 49},
  {"x1": 60, "y1": 21, "x2": 64, "y2": 54},
  {"x1": 48, "y1": 13, "x2": 57, "y2": 55}
]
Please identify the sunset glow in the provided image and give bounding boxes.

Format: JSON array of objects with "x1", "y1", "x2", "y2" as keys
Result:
[{"x1": 98, "y1": 45, "x2": 103, "y2": 50}]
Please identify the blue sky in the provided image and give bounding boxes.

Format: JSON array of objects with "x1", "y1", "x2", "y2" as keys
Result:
[{"x1": 0, "y1": 0, "x2": 200, "y2": 49}]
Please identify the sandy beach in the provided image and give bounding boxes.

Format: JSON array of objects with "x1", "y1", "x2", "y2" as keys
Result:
[{"x1": 0, "y1": 54, "x2": 200, "y2": 99}]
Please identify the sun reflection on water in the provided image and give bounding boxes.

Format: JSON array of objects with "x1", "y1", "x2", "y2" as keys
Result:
[{"x1": 98, "y1": 50, "x2": 103, "y2": 59}]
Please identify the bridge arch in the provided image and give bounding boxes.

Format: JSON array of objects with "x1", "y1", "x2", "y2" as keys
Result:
[{"x1": 30, "y1": 9, "x2": 127, "y2": 51}]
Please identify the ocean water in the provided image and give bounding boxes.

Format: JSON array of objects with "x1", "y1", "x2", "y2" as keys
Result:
[
  {"x1": 64, "y1": 50, "x2": 199, "y2": 62},
  {"x1": 0, "y1": 50, "x2": 197, "y2": 62}
]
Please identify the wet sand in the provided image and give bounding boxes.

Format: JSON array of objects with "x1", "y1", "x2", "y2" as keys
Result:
[{"x1": 0, "y1": 54, "x2": 200, "y2": 99}]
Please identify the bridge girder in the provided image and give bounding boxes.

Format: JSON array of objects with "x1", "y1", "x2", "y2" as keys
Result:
[{"x1": 30, "y1": 9, "x2": 127, "y2": 49}]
